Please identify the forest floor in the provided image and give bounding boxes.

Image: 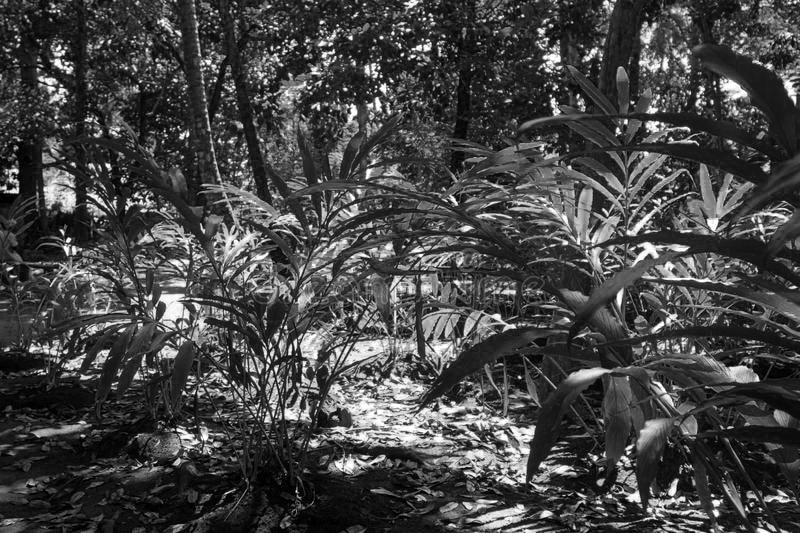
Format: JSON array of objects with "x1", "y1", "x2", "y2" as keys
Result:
[{"x1": 0, "y1": 340, "x2": 798, "y2": 533}]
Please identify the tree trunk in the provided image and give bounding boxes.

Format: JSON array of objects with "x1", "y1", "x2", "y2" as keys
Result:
[
  {"x1": 597, "y1": 0, "x2": 647, "y2": 103},
  {"x1": 219, "y1": 0, "x2": 271, "y2": 202},
  {"x1": 72, "y1": 0, "x2": 90, "y2": 242},
  {"x1": 449, "y1": 0, "x2": 476, "y2": 174},
  {"x1": 16, "y1": 30, "x2": 45, "y2": 231},
  {"x1": 177, "y1": 0, "x2": 221, "y2": 201}
]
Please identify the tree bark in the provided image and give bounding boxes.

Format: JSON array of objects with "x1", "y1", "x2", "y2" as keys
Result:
[
  {"x1": 449, "y1": 0, "x2": 476, "y2": 174},
  {"x1": 177, "y1": 0, "x2": 221, "y2": 201},
  {"x1": 16, "y1": 29, "x2": 45, "y2": 230},
  {"x1": 72, "y1": 0, "x2": 90, "y2": 242},
  {"x1": 219, "y1": 0, "x2": 271, "y2": 202},
  {"x1": 597, "y1": 0, "x2": 647, "y2": 103}
]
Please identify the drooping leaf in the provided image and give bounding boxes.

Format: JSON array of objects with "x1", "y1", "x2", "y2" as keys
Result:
[
  {"x1": 701, "y1": 426, "x2": 800, "y2": 447},
  {"x1": 127, "y1": 322, "x2": 156, "y2": 358},
  {"x1": 694, "y1": 381, "x2": 800, "y2": 420},
  {"x1": 618, "y1": 366, "x2": 654, "y2": 437},
  {"x1": 693, "y1": 43, "x2": 798, "y2": 154},
  {"x1": 603, "y1": 375, "x2": 633, "y2": 472},
  {"x1": 116, "y1": 352, "x2": 145, "y2": 398},
  {"x1": 718, "y1": 470, "x2": 750, "y2": 528},
  {"x1": 171, "y1": 341, "x2": 196, "y2": 411},
  {"x1": 80, "y1": 326, "x2": 121, "y2": 372},
  {"x1": 567, "y1": 253, "x2": 681, "y2": 346},
  {"x1": 744, "y1": 154, "x2": 800, "y2": 211},
  {"x1": 520, "y1": 112, "x2": 781, "y2": 160},
  {"x1": 522, "y1": 357, "x2": 540, "y2": 407},
  {"x1": 560, "y1": 289, "x2": 632, "y2": 366},
  {"x1": 96, "y1": 325, "x2": 135, "y2": 412},
  {"x1": 644, "y1": 353, "x2": 730, "y2": 387},
  {"x1": 636, "y1": 417, "x2": 675, "y2": 509},
  {"x1": 526, "y1": 367, "x2": 611, "y2": 481},
  {"x1": 602, "y1": 231, "x2": 800, "y2": 286},
  {"x1": 419, "y1": 327, "x2": 562, "y2": 410},
  {"x1": 691, "y1": 446, "x2": 720, "y2": 532}
]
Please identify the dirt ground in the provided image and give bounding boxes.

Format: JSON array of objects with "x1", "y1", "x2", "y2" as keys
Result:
[{"x1": 1, "y1": 343, "x2": 798, "y2": 533}]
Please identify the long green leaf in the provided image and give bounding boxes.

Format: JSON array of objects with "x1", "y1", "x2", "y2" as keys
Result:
[
  {"x1": 701, "y1": 426, "x2": 800, "y2": 447},
  {"x1": 171, "y1": 341, "x2": 195, "y2": 411},
  {"x1": 567, "y1": 253, "x2": 680, "y2": 346},
  {"x1": 603, "y1": 375, "x2": 633, "y2": 472},
  {"x1": 520, "y1": 112, "x2": 781, "y2": 160},
  {"x1": 636, "y1": 417, "x2": 675, "y2": 509},
  {"x1": 693, "y1": 44, "x2": 798, "y2": 154},
  {"x1": 691, "y1": 446, "x2": 719, "y2": 532},
  {"x1": 694, "y1": 381, "x2": 800, "y2": 420},
  {"x1": 560, "y1": 289, "x2": 632, "y2": 366},
  {"x1": 744, "y1": 154, "x2": 800, "y2": 211},
  {"x1": 96, "y1": 325, "x2": 135, "y2": 413},
  {"x1": 603, "y1": 231, "x2": 800, "y2": 286},
  {"x1": 600, "y1": 325, "x2": 800, "y2": 354},
  {"x1": 566, "y1": 66, "x2": 617, "y2": 116},
  {"x1": 526, "y1": 367, "x2": 611, "y2": 481},
  {"x1": 418, "y1": 327, "x2": 563, "y2": 410},
  {"x1": 116, "y1": 352, "x2": 145, "y2": 398}
]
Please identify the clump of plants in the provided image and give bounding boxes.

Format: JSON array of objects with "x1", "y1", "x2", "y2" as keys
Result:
[
  {"x1": 53, "y1": 117, "x2": 406, "y2": 509},
  {"x1": 397, "y1": 45, "x2": 800, "y2": 531}
]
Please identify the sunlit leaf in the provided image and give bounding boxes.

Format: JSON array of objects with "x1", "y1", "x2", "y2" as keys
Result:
[
  {"x1": 526, "y1": 367, "x2": 611, "y2": 481},
  {"x1": 636, "y1": 417, "x2": 675, "y2": 509}
]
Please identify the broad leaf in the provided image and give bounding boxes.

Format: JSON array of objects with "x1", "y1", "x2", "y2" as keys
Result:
[
  {"x1": 526, "y1": 367, "x2": 611, "y2": 481},
  {"x1": 567, "y1": 253, "x2": 680, "y2": 347},
  {"x1": 694, "y1": 381, "x2": 800, "y2": 420},
  {"x1": 566, "y1": 66, "x2": 617, "y2": 116},
  {"x1": 171, "y1": 341, "x2": 196, "y2": 411},
  {"x1": 636, "y1": 417, "x2": 675, "y2": 509},
  {"x1": 693, "y1": 44, "x2": 798, "y2": 154},
  {"x1": 691, "y1": 446, "x2": 719, "y2": 532},
  {"x1": 96, "y1": 325, "x2": 135, "y2": 413},
  {"x1": 418, "y1": 327, "x2": 562, "y2": 410},
  {"x1": 603, "y1": 375, "x2": 633, "y2": 472},
  {"x1": 702, "y1": 426, "x2": 800, "y2": 447}
]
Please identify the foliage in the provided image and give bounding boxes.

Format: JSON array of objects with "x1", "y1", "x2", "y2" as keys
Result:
[{"x1": 412, "y1": 44, "x2": 800, "y2": 530}]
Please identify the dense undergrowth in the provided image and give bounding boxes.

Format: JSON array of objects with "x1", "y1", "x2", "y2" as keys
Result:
[{"x1": 1, "y1": 44, "x2": 800, "y2": 531}]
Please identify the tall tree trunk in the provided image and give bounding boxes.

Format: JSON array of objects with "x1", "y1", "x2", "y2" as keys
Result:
[
  {"x1": 219, "y1": 0, "x2": 271, "y2": 202},
  {"x1": 449, "y1": 0, "x2": 476, "y2": 174},
  {"x1": 177, "y1": 0, "x2": 220, "y2": 202},
  {"x1": 597, "y1": 0, "x2": 647, "y2": 102},
  {"x1": 16, "y1": 30, "x2": 45, "y2": 231},
  {"x1": 72, "y1": 0, "x2": 90, "y2": 242}
]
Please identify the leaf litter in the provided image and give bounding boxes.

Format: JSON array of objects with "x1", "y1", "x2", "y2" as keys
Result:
[{"x1": 0, "y1": 345, "x2": 798, "y2": 532}]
